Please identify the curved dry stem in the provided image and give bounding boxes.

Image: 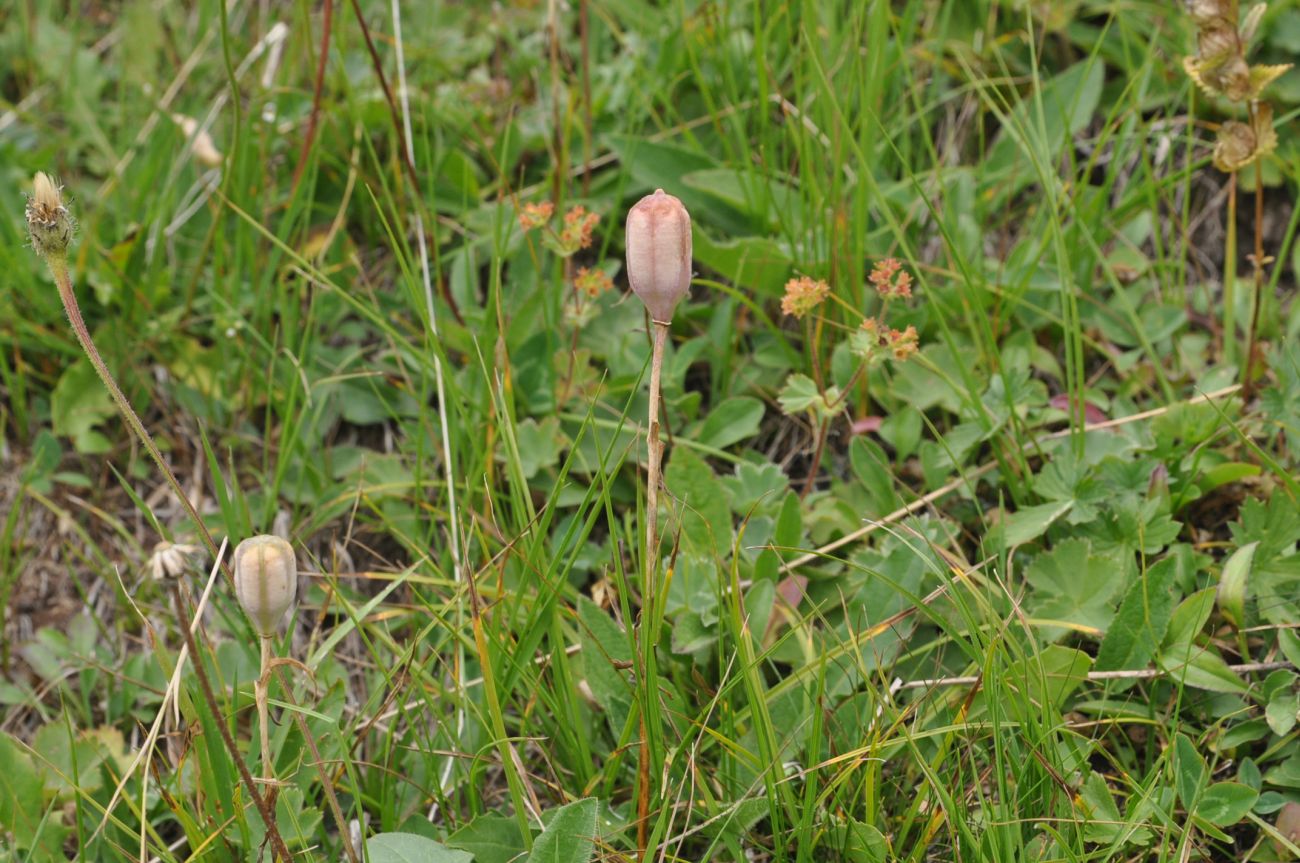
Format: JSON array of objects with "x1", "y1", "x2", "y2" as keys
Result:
[{"x1": 47, "y1": 256, "x2": 224, "y2": 567}]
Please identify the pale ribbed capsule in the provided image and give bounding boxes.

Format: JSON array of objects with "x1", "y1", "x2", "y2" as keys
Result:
[
  {"x1": 233, "y1": 535, "x2": 298, "y2": 638},
  {"x1": 625, "y1": 189, "x2": 692, "y2": 323}
]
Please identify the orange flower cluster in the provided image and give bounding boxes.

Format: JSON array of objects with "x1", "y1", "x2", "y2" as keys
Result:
[
  {"x1": 869, "y1": 257, "x2": 913, "y2": 299},
  {"x1": 574, "y1": 266, "x2": 613, "y2": 298},
  {"x1": 518, "y1": 200, "x2": 554, "y2": 231},
  {"x1": 858, "y1": 318, "x2": 918, "y2": 362},
  {"x1": 558, "y1": 206, "x2": 600, "y2": 254},
  {"x1": 780, "y1": 275, "x2": 830, "y2": 319}
]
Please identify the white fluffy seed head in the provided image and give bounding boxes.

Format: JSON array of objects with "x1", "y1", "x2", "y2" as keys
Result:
[
  {"x1": 233, "y1": 535, "x2": 298, "y2": 638},
  {"x1": 625, "y1": 189, "x2": 692, "y2": 323}
]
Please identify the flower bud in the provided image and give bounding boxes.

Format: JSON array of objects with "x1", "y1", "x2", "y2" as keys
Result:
[
  {"x1": 625, "y1": 189, "x2": 692, "y2": 323},
  {"x1": 233, "y1": 535, "x2": 298, "y2": 638},
  {"x1": 26, "y1": 172, "x2": 75, "y2": 260}
]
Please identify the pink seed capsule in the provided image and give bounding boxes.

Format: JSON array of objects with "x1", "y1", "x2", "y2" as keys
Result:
[
  {"x1": 625, "y1": 189, "x2": 692, "y2": 323},
  {"x1": 233, "y1": 535, "x2": 298, "y2": 638}
]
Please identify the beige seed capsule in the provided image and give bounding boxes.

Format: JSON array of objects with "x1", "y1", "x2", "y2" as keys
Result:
[
  {"x1": 625, "y1": 188, "x2": 692, "y2": 323},
  {"x1": 233, "y1": 535, "x2": 298, "y2": 638}
]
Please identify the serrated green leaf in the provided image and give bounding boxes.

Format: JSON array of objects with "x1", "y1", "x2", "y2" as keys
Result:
[{"x1": 1024, "y1": 539, "x2": 1124, "y2": 640}]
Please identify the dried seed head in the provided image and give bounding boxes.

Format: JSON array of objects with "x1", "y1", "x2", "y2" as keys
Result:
[
  {"x1": 625, "y1": 189, "x2": 692, "y2": 323},
  {"x1": 233, "y1": 535, "x2": 298, "y2": 638},
  {"x1": 26, "y1": 172, "x2": 75, "y2": 260},
  {"x1": 171, "y1": 114, "x2": 224, "y2": 168},
  {"x1": 148, "y1": 541, "x2": 200, "y2": 580}
]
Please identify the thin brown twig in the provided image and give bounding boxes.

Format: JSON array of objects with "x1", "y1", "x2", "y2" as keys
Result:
[
  {"x1": 345, "y1": 0, "x2": 415, "y2": 183},
  {"x1": 290, "y1": 0, "x2": 334, "y2": 195},
  {"x1": 896, "y1": 660, "x2": 1292, "y2": 691}
]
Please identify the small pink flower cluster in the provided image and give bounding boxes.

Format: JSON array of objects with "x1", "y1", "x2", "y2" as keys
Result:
[{"x1": 869, "y1": 257, "x2": 913, "y2": 299}]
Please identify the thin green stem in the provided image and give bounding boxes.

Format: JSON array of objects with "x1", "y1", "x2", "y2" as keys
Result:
[
  {"x1": 47, "y1": 256, "x2": 223, "y2": 567},
  {"x1": 1224, "y1": 172, "x2": 1238, "y2": 367}
]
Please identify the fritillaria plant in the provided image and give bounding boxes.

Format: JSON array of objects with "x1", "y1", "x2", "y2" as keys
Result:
[
  {"x1": 624, "y1": 187, "x2": 692, "y2": 858},
  {"x1": 233, "y1": 535, "x2": 299, "y2": 786}
]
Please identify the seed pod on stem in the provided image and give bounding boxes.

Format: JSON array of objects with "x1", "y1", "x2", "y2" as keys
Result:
[
  {"x1": 234, "y1": 534, "x2": 299, "y2": 787},
  {"x1": 624, "y1": 188, "x2": 692, "y2": 860},
  {"x1": 626, "y1": 189, "x2": 692, "y2": 324},
  {"x1": 233, "y1": 535, "x2": 298, "y2": 637}
]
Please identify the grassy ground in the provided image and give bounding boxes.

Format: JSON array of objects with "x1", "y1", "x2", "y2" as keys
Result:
[{"x1": 3, "y1": 0, "x2": 1300, "y2": 860}]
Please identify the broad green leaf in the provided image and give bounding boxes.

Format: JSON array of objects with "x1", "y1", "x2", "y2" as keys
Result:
[
  {"x1": 1280, "y1": 628, "x2": 1300, "y2": 670},
  {"x1": 50, "y1": 359, "x2": 115, "y2": 454},
  {"x1": 1162, "y1": 588, "x2": 1217, "y2": 652},
  {"x1": 366, "y1": 833, "x2": 474, "y2": 863},
  {"x1": 1095, "y1": 557, "x2": 1177, "y2": 671},
  {"x1": 527, "y1": 798, "x2": 599, "y2": 863},
  {"x1": 0, "y1": 733, "x2": 66, "y2": 859},
  {"x1": 1002, "y1": 500, "x2": 1074, "y2": 547},
  {"x1": 664, "y1": 447, "x2": 733, "y2": 555},
  {"x1": 671, "y1": 611, "x2": 717, "y2": 655},
  {"x1": 839, "y1": 818, "x2": 888, "y2": 862},
  {"x1": 694, "y1": 397, "x2": 765, "y2": 450},
  {"x1": 31, "y1": 722, "x2": 110, "y2": 797},
  {"x1": 984, "y1": 60, "x2": 1105, "y2": 205},
  {"x1": 577, "y1": 598, "x2": 632, "y2": 736},
  {"x1": 1078, "y1": 772, "x2": 1123, "y2": 843},
  {"x1": 692, "y1": 229, "x2": 793, "y2": 297},
  {"x1": 1002, "y1": 645, "x2": 1093, "y2": 710},
  {"x1": 1197, "y1": 782, "x2": 1258, "y2": 827},
  {"x1": 1174, "y1": 733, "x2": 1207, "y2": 810},
  {"x1": 777, "y1": 374, "x2": 844, "y2": 421},
  {"x1": 1217, "y1": 542, "x2": 1256, "y2": 629},
  {"x1": 508, "y1": 417, "x2": 567, "y2": 480},
  {"x1": 1159, "y1": 646, "x2": 1248, "y2": 694},
  {"x1": 1267, "y1": 689, "x2": 1299, "y2": 736},
  {"x1": 681, "y1": 168, "x2": 801, "y2": 231},
  {"x1": 448, "y1": 812, "x2": 527, "y2": 863}
]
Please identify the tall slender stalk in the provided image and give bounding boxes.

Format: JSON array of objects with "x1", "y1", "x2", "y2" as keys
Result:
[
  {"x1": 28, "y1": 175, "x2": 292, "y2": 860},
  {"x1": 48, "y1": 256, "x2": 224, "y2": 564},
  {"x1": 644, "y1": 321, "x2": 669, "y2": 588},
  {"x1": 636, "y1": 318, "x2": 669, "y2": 857},
  {"x1": 257, "y1": 636, "x2": 273, "y2": 784},
  {"x1": 170, "y1": 583, "x2": 292, "y2": 862},
  {"x1": 1224, "y1": 173, "x2": 1238, "y2": 367},
  {"x1": 625, "y1": 188, "x2": 692, "y2": 861}
]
